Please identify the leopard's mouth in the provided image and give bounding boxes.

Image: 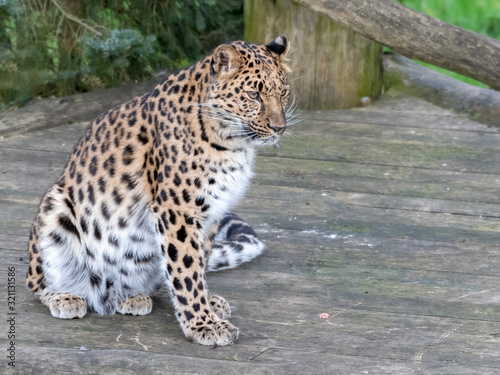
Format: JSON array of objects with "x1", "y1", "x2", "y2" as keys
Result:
[
  {"x1": 240, "y1": 122, "x2": 285, "y2": 146},
  {"x1": 248, "y1": 132, "x2": 280, "y2": 146}
]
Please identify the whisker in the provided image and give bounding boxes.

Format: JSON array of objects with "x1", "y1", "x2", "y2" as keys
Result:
[
  {"x1": 288, "y1": 109, "x2": 303, "y2": 118},
  {"x1": 286, "y1": 109, "x2": 303, "y2": 122},
  {"x1": 287, "y1": 116, "x2": 303, "y2": 126},
  {"x1": 285, "y1": 94, "x2": 300, "y2": 118},
  {"x1": 285, "y1": 96, "x2": 297, "y2": 117},
  {"x1": 243, "y1": 133, "x2": 258, "y2": 142},
  {"x1": 283, "y1": 130, "x2": 301, "y2": 140},
  {"x1": 286, "y1": 119, "x2": 304, "y2": 128},
  {"x1": 288, "y1": 74, "x2": 309, "y2": 82},
  {"x1": 229, "y1": 133, "x2": 254, "y2": 139}
]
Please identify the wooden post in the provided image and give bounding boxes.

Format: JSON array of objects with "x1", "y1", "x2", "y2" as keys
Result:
[{"x1": 244, "y1": 0, "x2": 383, "y2": 110}]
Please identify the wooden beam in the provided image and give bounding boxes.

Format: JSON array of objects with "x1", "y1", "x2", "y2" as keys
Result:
[
  {"x1": 383, "y1": 54, "x2": 500, "y2": 127},
  {"x1": 294, "y1": 0, "x2": 500, "y2": 90}
]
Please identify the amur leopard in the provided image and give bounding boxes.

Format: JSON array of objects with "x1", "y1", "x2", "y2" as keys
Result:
[{"x1": 26, "y1": 35, "x2": 294, "y2": 346}]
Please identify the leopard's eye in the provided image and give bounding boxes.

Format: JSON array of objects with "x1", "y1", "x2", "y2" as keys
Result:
[{"x1": 247, "y1": 91, "x2": 260, "y2": 100}]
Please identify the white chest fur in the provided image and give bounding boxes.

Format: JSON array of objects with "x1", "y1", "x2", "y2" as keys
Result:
[{"x1": 200, "y1": 147, "x2": 256, "y2": 234}]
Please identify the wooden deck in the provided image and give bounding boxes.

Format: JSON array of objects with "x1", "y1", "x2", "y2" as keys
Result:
[{"x1": 1, "y1": 89, "x2": 500, "y2": 374}]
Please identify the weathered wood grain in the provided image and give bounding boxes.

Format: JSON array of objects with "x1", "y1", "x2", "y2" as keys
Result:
[
  {"x1": 0, "y1": 79, "x2": 160, "y2": 138},
  {"x1": 384, "y1": 54, "x2": 500, "y2": 127},
  {"x1": 1, "y1": 92, "x2": 500, "y2": 373},
  {"x1": 3, "y1": 144, "x2": 500, "y2": 206},
  {"x1": 311, "y1": 91, "x2": 500, "y2": 132}
]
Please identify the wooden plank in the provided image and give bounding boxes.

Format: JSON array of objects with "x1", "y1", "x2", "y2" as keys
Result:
[
  {"x1": 2, "y1": 247, "x2": 500, "y2": 371},
  {"x1": 3, "y1": 160, "x2": 499, "y2": 220},
  {"x1": 6, "y1": 246, "x2": 500, "y2": 324},
  {"x1": 4, "y1": 307, "x2": 499, "y2": 371},
  {"x1": 4, "y1": 260, "x2": 499, "y2": 366},
  {"x1": 0, "y1": 79, "x2": 159, "y2": 138},
  {"x1": 2, "y1": 151, "x2": 500, "y2": 242},
  {"x1": 4, "y1": 221, "x2": 500, "y2": 277},
  {"x1": 2, "y1": 184, "x2": 500, "y2": 247},
  {"x1": 0, "y1": 121, "x2": 87, "y2": 153},
  {"x1": 11, "y1": 346, "x2": 500, "y2": 375},
  {"x1": 266, "y1": 135, "x2": 500, "y2": 174},
  {"x1": 13, "y1": 347, "x2": 288, "y2": 375},
  {"x1": 2, "y1": 109, "x2": 497, "y2": 153},
  {"x1": 255, "y1": 157, "x2": 500, "y2": 204},
  {"x1": 4, "y1": 143, "x2": 500, "y2": 206},
  {"x1": 1, "y1": 92, "x2": 500, "y2": 373},
  {"x1": 298, "y1": 120, "x2": 500, "y2": 149},
  {"x1": 306, "y1": 92, "x2": 499, "y2": 132},
  {"x1": 2, "y1": 92, "x2": 497, "y2": 153}
]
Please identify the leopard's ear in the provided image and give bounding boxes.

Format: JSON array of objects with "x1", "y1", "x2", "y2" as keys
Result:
[
  {"x1": 211, "y1": 45, "x2": 242, "y2": 76},
  {"x1": 266, "y1": 34, "x2": 289, "y2": 60}
]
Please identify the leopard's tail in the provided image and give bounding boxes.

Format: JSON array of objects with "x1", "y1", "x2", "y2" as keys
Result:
[{"x1": 207, "y1": 213, "x2": 265, "y2": 272}]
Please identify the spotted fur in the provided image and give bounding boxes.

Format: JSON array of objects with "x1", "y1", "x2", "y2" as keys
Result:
[{"x1": 26, "y1": 35, "x2": 292, "y2": 346}]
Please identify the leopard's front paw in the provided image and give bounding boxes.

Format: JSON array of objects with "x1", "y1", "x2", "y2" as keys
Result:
[
  {"x1": 208, "y1": 294, "x2": 232, "y2": 320},
  {"x1": 188, "y1": 320, "x2": 239, "y2": 346},
  {"x1": 117, "y1": 294, "x2": 153, "y2": 316},
  {"x1": 41, "y1": 293, "x2": 87, "y2": 319}
]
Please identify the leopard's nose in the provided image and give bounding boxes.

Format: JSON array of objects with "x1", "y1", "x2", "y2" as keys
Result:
[
  {"x1": 269, "y1": 109, "x2": 287, "y2": 135},
  {"x1": 270, "y1": 124, "x2": 286, "y2": 135}
]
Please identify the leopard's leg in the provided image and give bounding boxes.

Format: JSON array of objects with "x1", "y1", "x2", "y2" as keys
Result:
[
  {"x1": 159, "y1": 211, "x2": 238, "y2": 346},
  {"x1": 199, "y1": 222, "x2": 233, "y2": 320},
  {"x1": 26, "y1": 196, "x2": 50, "y2": 295},
  {"x1": 40, "y1": 292, "x2": 87, "y2": 319},
  {"x1": 197, "y1": 222, "x2": 234, "y2": 320},
  {"x1": 208, "y1": 213, "x2": 265, "y2": 272},
  {"x1": 208, "y1": 295, "x2": 232, "y2": 320},
  {"x1": 117, "y1": 294, "x2": 153, "y2": 316},
  {"x1": 27, "y1": 188, "x2": 87, "y2": 319}
]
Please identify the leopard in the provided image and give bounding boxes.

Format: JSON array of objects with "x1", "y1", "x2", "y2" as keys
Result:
[{"x1": 26, "y1": 34, "x2": 294, "y2": 346}]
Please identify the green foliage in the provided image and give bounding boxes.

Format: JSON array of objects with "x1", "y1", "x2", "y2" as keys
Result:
[
  {"x1": 84, "y1": 0, "x2": 243, "y2": 67},
  {"x1": 398, "y1": 0, "x2": 500, "y2": 88},
  {"x1": 400, "y1": 0, "x2": 500, "y2": 39},
  {"x1": 0, "y1": 0, "x2": 243, "y2": 111},
  {"x1": 80, "y1": 30, "x2": 158, "y2": 89}
]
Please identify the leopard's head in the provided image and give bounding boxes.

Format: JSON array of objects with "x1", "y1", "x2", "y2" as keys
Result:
[{"x1": 206, "y1": 35, "x2": 297, "y2": 145}]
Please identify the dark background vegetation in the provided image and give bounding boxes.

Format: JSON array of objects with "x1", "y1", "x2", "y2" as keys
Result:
[
  {"x1": 0, "y1": 0, "x2": 243, "y2": 111},
  {"x1": 1, "y1": 0, "x2": 499, "y2": 112}
]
